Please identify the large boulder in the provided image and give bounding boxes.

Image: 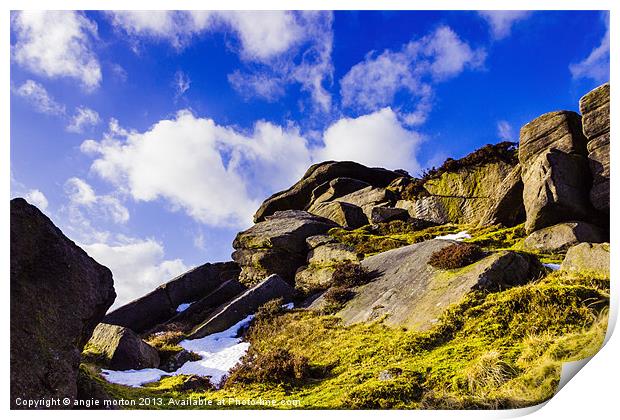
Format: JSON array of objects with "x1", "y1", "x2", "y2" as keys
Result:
[
  {"x1": 332, "y1": 186, "x2": 394, "y2": 220},
  {"x1": 323, "y1": 239, "x2": 543, "y2": 330},
  {"x1": 10, "y1": 198, "x2": 116, "y2": 408},
  {"x1": 519, "y1": 111, "x2": 592, "y2": 233},
  {"x1": 522, "y1": 222, "x2": 604, "y2": 254},
  {"x1": 254, "y1": 161, "x2": 403, "y2": 222},
  {"x1": 561, "y1": 242, "x2": 610, "y2": 276},
  {"x1": 232, "y1": 210, "x2": 337, "y2": 286},
  {"x1": 189, "y1": 274, "x2": 295, "y2": 338},
  {"x1": 86, "y1": 323, "x2": 160, "y2": 370},
  {"x1": 308, "y1": 201, "x2": 368, "y2": 229},
  {"x1": 104, "y1": 261, "x2": 240, "y2": 333},
  {"x1": 579, "y1": 83, "x2": 610, "y2": 213}
]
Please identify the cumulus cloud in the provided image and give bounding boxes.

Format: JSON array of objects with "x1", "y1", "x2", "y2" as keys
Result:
[
  {"x1": 497, "y1": 120, "x2": 515, "y2": 141},
  {"x1": 65, "y1": 177, "x2": 129, "y2": 224},
  {"x1": 478, "y1": 11, "x2": 532, "y2": 40},
  {"x1": 67, "y1": 106, "x2": 101, "y2": 133},
  {"x1": 82, "y1": 237, "x2": 188, "y2": 309},
  {"x1": 569, "y1": 13, "x2": 610, "y2": 83},
  {"x1": 11, "y1": 11, "x2": 101, "y2": 89},
  {"x1": 80, "y1": 112, "x2": 312, "y2": 228},
  {"x1": 12, "y1": 80, "x2": 65, "y2": 115},
  {"x1": 318, "y1": 108, "x2": 422, "y2": 172},
  {"x1": 24, "y1": 189, "x2": 49, "y2": 210},
  {"x1": 107, "y1": 11, "x2": 333, "y2": 111},
  {"x1": 340, "y1": 26, "x2": 485, "y2": 123}
]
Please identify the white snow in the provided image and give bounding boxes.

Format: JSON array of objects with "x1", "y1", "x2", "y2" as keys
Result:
[
  {"x1": 544, "y1": 263, "x2": 561, "y2": 271},
  {"x1": 100, "y1": 314, "x2": 254, "y2": 388},
  {"x1": 435, "y1": 231, "x2": 471, "y2": 241},
  {"x1": 282, "y1": 302, "x2": 294, "y2": 310},
  {"x1": 176, "y1": 302, "x2": 194, "y2": 312}
]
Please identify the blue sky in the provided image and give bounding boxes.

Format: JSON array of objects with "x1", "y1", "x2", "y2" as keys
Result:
[{"x1": 10, "y1": 10, "x2": 609, "y2": 307}]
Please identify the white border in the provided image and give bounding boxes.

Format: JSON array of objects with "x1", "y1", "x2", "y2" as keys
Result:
[{"x1": 2, "y1": 1, "x2": 617, "y2": 419}]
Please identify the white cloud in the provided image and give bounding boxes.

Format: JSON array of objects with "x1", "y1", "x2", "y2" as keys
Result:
[
  {"x1": 81, "y1": 112, "x2": 312, "y2": 228},
  {"x1": 13, "y1": 80, "x2": 65, "y2": 115},
  {"x1": 173, "y1": 70, "x2": 191, "y2": 98},
  {"x1": 107, "y1": 11, "x2": 333, "y2": 111},
  {"x1": 497, "y1": 120, "x2": 515, "y2": 141},
  {"x1": 318, "y1": 108, "x2": 422, "y2": 172},
  {"x1": 569, "y1": 13, "x2": 610, "y2": 83},
  {"x1": 65, "y1": 177, "x2": 129, "y2": 224},
  {"x1": 24, "y1": 189, "x2": 49, "y2": 210},
  {"x1": 82, "y1": 237, "x2": 188, "y2": 309},
  {"x1": 478, "y1": 11, "x2": 532, "y2": 40},
  {"x1": 11, "y1": 11, "x2": 101, "y2": 89},
  {"x1": 340, "y1": 26, "x2": 485, "y2": 122},
  {"x1": 67, "y1": 106, "x2": 101, "y2": 133}
]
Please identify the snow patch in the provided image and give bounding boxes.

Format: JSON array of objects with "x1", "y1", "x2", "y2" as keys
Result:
[
  {"x1": 435, "y1": 231, "x2": 471, "y2": 241},
  {"x1": 101, "y1": 315, "x2": 254, "y2": 388},
  {"x1": 544, "y1": 263, "x2": 561, "y2": 271},
  {"x1": 282, "y1": 302, "x2": 294, "y2": 310},
  {"x1": 176, "y1": 302, "x2": 194, "y2": 312}
]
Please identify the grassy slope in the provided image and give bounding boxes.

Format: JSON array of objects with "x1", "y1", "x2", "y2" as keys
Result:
[{"x1": 83, "y1": 223, "x2": 610, "y2": 409}]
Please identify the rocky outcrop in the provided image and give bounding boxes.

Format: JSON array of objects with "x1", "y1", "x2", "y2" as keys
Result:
[
  {"x1": 519, "y1": 111, "x2": 592, "y2": 233},
  {"x1": 189, "y1": 274, "x2": 295, "y2": 338},
  {"x1": 580, "y1": 83, "x2": 610, "y2": 214},
  {"x1": 322, "y1": 239, "x2": 543, "y2": 330},
  {"x1": 295, "y1": 235, "x2": 362, "y2": 293},
  {"x1": 104, "y1": 261, "x2": 240, "y2": 333},
  {"x1": 10, "y1": 198, "x2": 116, "y2": 408},
  {"x1": 393, "y1": 143, "x2": 523, "y2": 227},
  {"x1": 87, "y1": 323, "x2": 160, "y2": 370},
  {"x1": 254, "y1": 161, "x2": 402, "y2": 222},
  {"x1": 308, "y1": 177, "x2": 371, "y2": 207},
  {"x1": 232, "y1": 210, "x2": 337, "y2": 286},
  {"x1": 561, "y1": 242, "x2": 610, "y2": 276},
  {"x1": 522, "y1": 222, "x2": 604, "y2": 254}
]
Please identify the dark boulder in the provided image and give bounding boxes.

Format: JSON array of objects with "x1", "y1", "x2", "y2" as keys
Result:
[
  {"x1": 86, "y1": 323, "x2": 160, "y2": 370},
  {"x1": 104, "y1": 261, "x2": 240, "y2": 333},
  {"x1": 189, "y1": 274, "x2": 295, "y2": 338},
  {"x1": 254, "y1": 161, "x2": 402, "y2": 222},
  {"x1": 10, "y1": 198, "x2": 116, "y2": 408},
  {"x1": 370, "y1": 206, "x2": 409, "y2": 224},
  {"x1": 308, "y1": 201, "x2": 368, "y2": 229},
  {"x1": 477, "y1": 164, "x2": 525, "y2": 227}
]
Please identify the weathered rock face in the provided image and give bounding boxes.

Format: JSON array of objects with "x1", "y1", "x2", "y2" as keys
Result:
[
  {"x1": 308, "y1": 177, "x2": 371, "y2": 207},
  {"x1": 477, "y1": 164, "x2": 525, "y2": 227},
  {"x1": 329, "y1": 239, "x2": 543, "y2": 330},
  {"x1": 254, "y1": 161, "x2": 403, "y2": 222},
  {"x1": 579, "y1": 83, "x2": 610, "y2": 214},
  {"x1": 561, "y1": 242, "x2": 610, "y2": 276},
  {"x1": 295, "y1": 235, "x2": 362, "y2": 293},
  {"x1": 370, "y1": 206, "x2": 409, "y2": 224},
  {"x1": 519, "y1": 111, "x2": 592, "y2": 233},
  {"x1": 104, "y1": 261, "x2": 240, "y2": 333},
  {"x1": 233, "y1": 210, "x2": 337, "y2": 286},
  {"x1": 522, "y1": 222, "x2": 604, "y2": 254},
  {"x1": 166, "y1": 279, "x2": 247, "y2": 331},
  {"x1": 189, "y1": 274, "x2": 295, "y2": 338},
  {"x1": 333, "y1": 186, "x2": 394, "y2": 220},
  {"x1": 10, "y1": 198, "x2": 116, "y2": 407},
  {"x1": 308, "y1": 201, "x2": 368, "y2": 229},
  {"x1": 87, "y1": 323, "x2": 160, "y2": 370}
]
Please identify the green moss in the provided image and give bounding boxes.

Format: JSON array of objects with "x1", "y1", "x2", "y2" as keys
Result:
[{"x1": 87, "y1": 230, "x2": 608, "y2": 410}]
